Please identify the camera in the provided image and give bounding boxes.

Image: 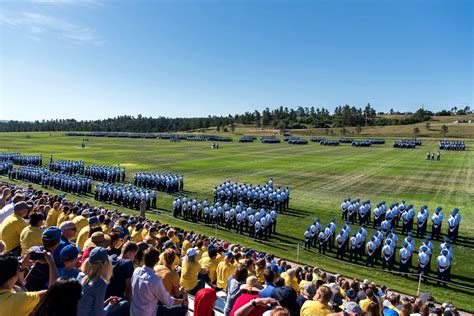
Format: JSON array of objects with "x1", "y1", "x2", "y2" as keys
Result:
[{"x1": 29, "y1": 251, "x2": 45, "y2": 261}]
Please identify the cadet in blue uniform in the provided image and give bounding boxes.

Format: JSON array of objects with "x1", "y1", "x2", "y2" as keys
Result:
[
  {"x1": 447, "y1": 208, "x2": 461, "y2": 243},
  {"x1": 366, "y1": 236, "x2": 377, "y2": 267},
  {"x1": 304, "y1": 227, "x2": 312, "y2": 250},
  {"x1": 436, "y1": 249, "x2": 451, "y2": 286},
  {"x1": 431, "y1": 207, "x2": 443, "y2": 240},
  {"x1": 418, "y1": 245, "x2": 430, "y2": 282}
]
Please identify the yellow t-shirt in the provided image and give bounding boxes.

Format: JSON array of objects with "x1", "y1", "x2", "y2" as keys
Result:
[
  {"x1": 76, "y1": 226, "x2": 90, "y2": 250},
  {"x1": 284, "y1": 276, "x2": 300, "y2": 294},
  {"x1": 141, "y1": 228, "x2": 149, "y2": 238},
  {"x1": 158, "y1": 252, "x2": 180, "y2": 270},
  {"x1": 216, "y1": 253, "x2": 224, "y2": 264},
  {"x1": 71, "y1": 216, "x2": 88, "y2": 239},
  {"x1": 180, "y1": 260, "x2": 201, "y2": 291},
  {"x1": 255, "y1": 266, "x2": 265, "y2": 284},
  {"x1": 0, "y1": 289, "x2": 41, "y2": 316},
  {"x1": 0, "y1": 213, "x2": 27, "y2": 253},
  {"x1": 101, "y1": 224, "x2": 111, "y2": 235},
  {"x1": 128, "y1": 226, "x2": 134, "y2": 234},
  {"x1": 20, "y1": 226, "x2": 43, "y2": 255},
  {"x1": 359, "y1": 298, "x2": 372, "y2": 312},
  {"x1": 155, "y1": 265, "x2": 180, "y2": 297},
  {"x1": 56, "y1": 212, "x2": 69, "y2": 226},
  {"x1": 131, "y1": 230, "x2": 143, "y2": 242},
  {"x1": 199, "y1": 256, "x2": 219, "y2": 283},
  {"x1": 45, "y1": 208, "x2": 61, "y2": 228},
  {"x1": 300, "y1": 300, "x2": 332, "y2": 316},
  {"x1": 216, "y1": 261, "x2": 235, "y2": 290},
  {"x1": 171, "y1": 235, "x2": 180, "y2": 245},
  {"x1": 182, "y1": 240, "x2": 192, "y2": 254}
]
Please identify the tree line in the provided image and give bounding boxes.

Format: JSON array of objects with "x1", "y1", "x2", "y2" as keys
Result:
[{"x1": 0, "y1": 104, "x2": 466, "y2": 133}]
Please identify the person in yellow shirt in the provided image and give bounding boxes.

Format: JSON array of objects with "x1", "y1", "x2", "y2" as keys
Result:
[
  {"x1": 255, "y1": 258, "x2": 267, "y2": 284},
  {"x1": 300, "y1": 285, "x2": 333, "y2": 316},
  {"x1": 181, "y1": 235, "x2": 192, "y2": 254},
  {"x1": 45, "y1": 202, "x2": 61, "y2": 228},
  {"x1": 199, "y1": 247, "x2": 219, "y2": 284},
  {"x1": 0, "y1": 250, "x2": 59, "y2": 316},
  {"x1": 56, "y1": 206, "x2": 71, "y2": 227},
  {"x1": 71, "y1": 209, "x2": 92, "y2": 240},
  {"x1": 216, "y1": 252, "x2": 235, "y2": 291},
  {"x1": 180, "y1": 248, "x2": 208, "y2": 295},
  {"x1": 20, "y1": 212, "x2": 44, "y2": 255},
  {"x1": 143, "y1": 227, "x2": 159, "y2": 248},
  {"x1": 167, "y1": 229, "x2": 180, "y2": 246},
  {"x1": 359, "y1": 288, "x2": 376, "y2": 312},
  {"x1": 283, "y1": 268, "x2": 300, "y2": 294},
  {"x1": 158, "y1": 240, "x2": 180, "y2": 269},
  {"x1": 76, "y1": 216, "x2": 100, "y2": 250},
  {"x1": 0, "y1": 202, "x2": 29, "y2": 254},
  {"x1": 131, "y1": 224, "x2": 144, "y2": 242}
]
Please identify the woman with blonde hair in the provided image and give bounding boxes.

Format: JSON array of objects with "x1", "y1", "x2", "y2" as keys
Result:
[{"x1": 77, "y1": 247, "x2": 120, "y2": 316}]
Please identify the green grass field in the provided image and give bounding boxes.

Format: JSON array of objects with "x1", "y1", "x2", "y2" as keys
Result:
[{"x1": 1, "y1": 132, "x2": 473, "y2": 311}]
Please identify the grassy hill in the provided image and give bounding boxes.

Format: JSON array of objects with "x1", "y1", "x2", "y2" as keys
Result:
[{"x1": 0, "y1": 131, "x2": 473, "y2": 311}]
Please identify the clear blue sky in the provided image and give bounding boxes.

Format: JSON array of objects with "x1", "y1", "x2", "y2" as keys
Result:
[{"x1": 1, "y1": 0, "x2": 472, "y2": 121}]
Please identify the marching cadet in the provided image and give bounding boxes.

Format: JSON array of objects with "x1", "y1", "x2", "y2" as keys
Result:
[
  {"x1": 349, "y1": 233, "x2": 358, "y2": 262},
  {"x1": 311, "y1": 219, "x2": 321, "y2": 248},
  {"x1": 437, "y1": 248, "x2": 451, "y2": 285},
  {"x1": 191, "y1": 203, "x2": 198, "y2": 223},
  {"x1": 431, "y1": 207, "x2": 443, "y2": 240},
  {"x1": 366, "y1": 236, "x2": 377, "y2": 267},
  {"x1": 212, "y1": 207, "x2": 219, "y2": 225},
  {"x1": 236, "y1": 213, "x2": 244, "y2": 234},
  {"x1": 151, "y1": 190, "x2": 157, "y2": 208},
  {"x1": 399, "y1": 242, "x2": 411, "y2": 276},
  {"x1": 373, "y1": 203, "x2": 384, "y2": 229},
  {"x1": 254, "y1": 219, "x2": 262, "y2": 240},
  {"x1": 382, "y1": 239, "x2": 395, "y2": 270},
  {"x1": 373, "y1": 230, "x2": 384, "y2": 264},
  {"x1": 336, "y1": 231, "x2": 347, "y2": 259},
  {"x1": 324, "y1": 224, "x2": 332, "y2": 251},
  {"x1": 248, "y1": 214, "x2": 256, "y2": 237},
  {"x1": 418, "y1": 245, "x2": 431, "y2": 281},
  {"x1": 355, "y1": 228, "x2": 365, "y2": 259},
  {"x1": 437, "y1": 151, "x2": 440, "y2": 161},
  {"x1": 431, "y1": 152, "x2": 435, "y2": 160},
  {"x1": 260, "y1": 216, "x2": 268, "y2": 240},
  {"x1": 341, "y1": 198, "x2": 350, "y2": 221},
  {"x1": 203, "y1": 206, "x2": 210, "y2": 224},
  {"x1": 329, "y1": 219, "x2": 337, "y2": 249},
  {"x1": 416, "y1": 206, "x2": 429, "y2": 237},
  {"x1": 348, "y1": 202, "x2": 357, "y2": 224},
  {"x1": 427, "y1": 152, "x2": 431, "y2": 160},
  {"x1": 270, "y1": 209, "x2": 277, "y2": 233},
  {"x1": 304, "y1": 227, "x2": 312, "y2": 250},
  {"x1": 318, "y1": 230, "x2": 327, "y2": 254},
  {"x1": 447, "y1": 208, "x2": 461, "y2": 243},
  {"x1": 224, "y1": 211, "x2": 231, "y2": 230}
]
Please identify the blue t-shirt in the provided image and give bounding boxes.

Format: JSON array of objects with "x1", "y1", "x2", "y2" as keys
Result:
[
  {"x1": 105, "y1": 257, "x2": 134, "y2": 299},
  {"x1": 59, "y1": 268, "x2": 80, "y2": 279},
  {"x1": 259, "y1": 282, "x2": 276, "y2": 298}
]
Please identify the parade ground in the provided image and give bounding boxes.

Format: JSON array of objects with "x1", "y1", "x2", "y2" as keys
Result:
[{"x1": 0, "y1": 131, "x2": 473, "y2": 311}]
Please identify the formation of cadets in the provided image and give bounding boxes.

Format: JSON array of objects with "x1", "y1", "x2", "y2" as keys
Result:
[
  {"x1": 42, "y1": 173, "x2": 92, "y2": 194},
  {"x1": 173, "y1": 196, "x2": 278, "y2": 240},
  {"x1": 94, "y1": 182, "x2": 157, "y2": 210},
  {"x1": 49, "y1": 158, "x2": 125, "y2": 182},
  {"x1": 0, "y1": 161, "x2": 13, "y2": 175},
  {"x1": 213, "y1": 179, "x2": 289, "y2": 211},
  {"x1": 133, "y1": 172, "x2": 183, "y2": 193},
  {"x1": 260, "y1": 136, "x2": 281, "y2": 143},
  {"x1": 304, "y1": 211, "x2": 458, "y2": 284},
  {"x1": 393, "y1": 139, "x2": 422, "y2": 148},
  {"x1": 426, "y1": 151, "x2": 441, "y2": 160},
  {"x1": 287, "y1": 138, "x2": 308, "y2": 145},
  {"x1": 238, "y1": 136, "x2": 256, "y2": 142},
  {"x1": 439, "y1": 140, "x2": 465, "y2": 150},
  {"x1": 7, "y1": 166, "x2": 50, "y2": 183},
  {"x1": 319, "y1": 139, "x2": 340, "y2": 146},
  {"x1": 11, "y1": 154, "x2": 43, "y2": 166}
]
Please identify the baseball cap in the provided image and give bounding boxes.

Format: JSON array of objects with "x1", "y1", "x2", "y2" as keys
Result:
[
  {"x1": 60, "y1": 245, "x2": 80, "y2": 261},
  {"x1": 186, "y1": 248, "x2": 197, "y2": 257},
  {"x1": 342, "y1": 301, "x2": 363, "y2": 314},
  {"x1": 42, "y1": 226, "x2": 62, "y2": 241},
  {"x1": 81, "y1": 209, "x2": 92, "y2": 216},
  {"x1": 224, "y1": 251, "x2": 234, "y2": 258},
  {"x1": 89, "y1": 247, "x2": 110, "y2": 264},
  {"x1": 88, "y1": 216, "x2": 99, "y2": 224},
  {"x1": 162, "y1": 240, "x2": 176, "y2": 250},
  {"x1": 14, "y1": 201, "x2": 29, "y2": 212}
]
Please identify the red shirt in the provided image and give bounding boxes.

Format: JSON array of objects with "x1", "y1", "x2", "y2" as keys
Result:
[{"x1": 230, "y1": 293, "x2": 266, "y2": 316}]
